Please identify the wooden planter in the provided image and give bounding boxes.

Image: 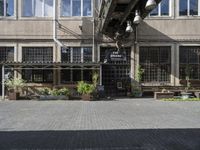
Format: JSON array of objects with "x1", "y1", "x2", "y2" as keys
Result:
[
  {"x1": 154, "y1": 92, "x2": 174, "y2": 99},
  {"x1": 8, "y1": 92, "x2": 20, "y2": 100},
  {"x1": 81, "y1": 94, "x2": 93, "y2": 101}
]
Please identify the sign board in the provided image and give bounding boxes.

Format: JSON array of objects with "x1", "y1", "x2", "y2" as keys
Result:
[{"x1": 109, "y1": 51, "x2": 126, "y2": 61}]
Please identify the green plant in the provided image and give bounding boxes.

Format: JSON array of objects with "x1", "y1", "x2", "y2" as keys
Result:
[
  {"x1": 77, "y1": 81, "x2": 95, "y2": 95},
  {"x1": 38, "y1": 87, "x2": 51, "y2": 95},
  {"x1": 57, "y1": 88, "x2": 70, "y2": 96},
  {"x1": 184, "y1": 65, "x2": 191, "y2": 92},
  {"x1": 5, "y1": 78, "x2": 26, "y2": 92},
  {"x1": 92, "y1": 72, "x2": 99, "y2": 88},
  {"x1": 135, "y1": 65, "x2": 144, "y2": 83}
]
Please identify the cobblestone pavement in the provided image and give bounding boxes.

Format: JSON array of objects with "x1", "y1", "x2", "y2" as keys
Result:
[{"x1": 0, "y1": 98, "x2": 200, "y2": 149}]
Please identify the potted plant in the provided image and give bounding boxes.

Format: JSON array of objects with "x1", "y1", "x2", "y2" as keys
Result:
[
  {"x1": 5, "y1": 78, "x2": 26, "y2": 100},
  {"x1": 77, "y1": 81, "x2": 95, "y2": 101}
]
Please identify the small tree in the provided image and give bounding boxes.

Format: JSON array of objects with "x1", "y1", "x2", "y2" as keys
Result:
[{"x1": 185, "y1": 65, "x2": 191, "y2": 92}]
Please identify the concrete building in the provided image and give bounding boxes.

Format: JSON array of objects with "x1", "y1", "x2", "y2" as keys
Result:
[{"x1": 0, "y1": 0, "x2": 200, "y2": 98}]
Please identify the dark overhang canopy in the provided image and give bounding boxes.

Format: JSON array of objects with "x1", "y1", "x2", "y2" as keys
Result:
[{"x1": 97, "y1": 0, "x2": 162, "y2": 40}]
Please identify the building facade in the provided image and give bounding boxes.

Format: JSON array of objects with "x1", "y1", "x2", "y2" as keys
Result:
[{"x1": 0, "y1": 0, "x2": 200, "y2": 98}]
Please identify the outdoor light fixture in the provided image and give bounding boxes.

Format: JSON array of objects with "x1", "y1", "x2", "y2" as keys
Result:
[
  {"x1": 126, "y1": 21, "x2": 133, "y2": 32},
  {"x1": 145, "y1": 0, "x2": 157, "y2": 10},
  {"x1": 133, "y1": 10, "x2": 141, "y2": 24}
]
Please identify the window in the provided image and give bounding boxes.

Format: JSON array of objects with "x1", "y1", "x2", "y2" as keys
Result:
[
  {"x1": 22, "y1": 0, "x2": 53, "y2": 17},
  {"x1": 179, "y1": 46, "x2": 200, "y2": 80},
  {"x1": 61, "y1": 68, "x2": 93, "y2": 83},
  {"x1": 139, "y1": 46, "x2": 171, "y2": 82},
  {"x1": 179, "y1": 0, "x2": 199, "y2": 16},
  {"x1": 61, "y1": 0, "x2": 92, "y2": 17},
  {"x1": 22, "y1": 68, "x2": 53, "y2": 83},
  {"x1": 22, "y1": 47, "x2": 53, "y2": 62},
  {"x1": 61, "y1": 47, "x2": 92, "y2": 63},
  {"x1": 0, "y1": 0, "x2": 14, "y2": 17},
  {"x1": 150, "y1": 0, "x2": 170, "y2": 16},
  {"x1": 0, "y1": 47, "x2": 14, "y2": 62}
]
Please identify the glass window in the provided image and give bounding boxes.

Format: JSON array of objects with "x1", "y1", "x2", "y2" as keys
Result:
[
  {"x1": 179, "y1": 46, "x2": 200, "y2": 80},
  {"x1": 83, "y1": 0, "x2": 91, "y2": 16},
  {"x1": 73, "y1": 47, "x2": 81, "y2": 63},
  {"x1": 61, "y1": 69, "x2": 71, "y2": 83},
  {"x1": 22, "y1": 0, "x2": 53, "y2": 17},
  {"x1": 61, "y1": 47, "x2": 71, "y2": 62},
  {"x1": 22, "y1": 47, "x2": 53, "y2": 62},
  {"x1": 61, "y1": 0, "x2": 71, "y2": 16},
  {"x1": 139, "y1": 46, "x2": 171, "y2": 82},
  {"x1": 22, "y1": 68, "x2": 53, "y2": 83},
  {"x1": 83, "y1": 47, "x2": 92, "y2": 62},
  {"x1": 0, "y1": 0, "x2": 14, "y2": 17},
  {"x1": 61, "y1": 0, "x2": 92, "y2": 17},
  {"x1": 179, "y1": 0, "x2": 199, "y2": 16},
  {"x1": 72, "y1": 0, "x2": 81, "y2": 16},
  {"x1": 0, "y1": 47, "x2": 14, "y2": 62},
  {"x1": 150, "y1": 0, "x2": 170, "y2": 16}
]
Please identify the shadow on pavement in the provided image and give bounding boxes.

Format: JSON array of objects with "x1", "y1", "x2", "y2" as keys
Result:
[{"x1": 0, "y1": 129, "x2": 200, "y2": 150}]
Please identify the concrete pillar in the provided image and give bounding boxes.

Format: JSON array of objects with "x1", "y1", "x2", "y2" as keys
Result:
[
  {"x1": 175, "y1": 44, "x2": 180, "y2": 86},
  {"x1": 171, "y1": 44, "x2": 176, "y2": 86}
]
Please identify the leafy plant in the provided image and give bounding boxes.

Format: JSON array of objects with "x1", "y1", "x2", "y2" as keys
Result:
[
  {"x1": 5, "y1": 78, "x2": 26, "y2": 92},
  {"x1": 38, "y1": 87, "x2": 51, "y2": 95},
  {"x1": 77, "y1": 81, "x2": 95, "y2": 95},
  {"x1": 135, "y1": 65, "x2": 144, "y2": 83},
  {"x1": 92, "y1": 72, "x2": 99, "y2": 88}
]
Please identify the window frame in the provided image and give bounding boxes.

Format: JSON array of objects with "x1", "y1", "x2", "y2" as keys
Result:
[
  {"x1": 139, "y1": 46, "x2": 172, "y2": 84},
  {"x1": 61, "y1": 47, "x2": 93, "y2": 63},
  {"x1": 0, "y1": 0, "x2": 15, "y2": 18},
  {"x1": 21, "y1": 0, "x2": 54, "y2": 18},
  {"x1": 60, "y1": 0, "x2": 93, "y2": 17},
  {"x1": 149, "y1": 0, "x2": 172, "y2": 17},
  {"x1": 178, "y1": 0, "x2": 200, "y2": 17}
]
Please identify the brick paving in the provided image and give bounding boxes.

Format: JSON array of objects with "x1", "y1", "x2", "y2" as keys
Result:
[{"x1": 0, "y1": 98, "x2": 200, "y2": 149}]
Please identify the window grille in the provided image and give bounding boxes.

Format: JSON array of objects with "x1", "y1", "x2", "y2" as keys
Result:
[
  {"x1": 179, "y1": 46, "x2": 200, "y2": 80},
  {"x1": 139, "y1": 46, "x2": 171, "y2": 82},
  {"x1": 22, "y1": 47, "x2": 53, "y2": 62},
  {"x1": 22, "y1": 68, "x2": 53, "y2": 83},
  {"x1": 0, "y1": 47, "x2": 14, "y2": 62}
]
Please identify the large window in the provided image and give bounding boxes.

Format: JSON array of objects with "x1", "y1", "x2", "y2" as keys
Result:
[
  {"x1": 22, "y1": 47, "x2": 53, "y2": 62},
  {"x1": 61, "y1": 68, "x2": 93, "y2": 83},
  {"x1": 179, "y1": 0, "x2": 199, "y2": 16},
  {"x1": 0, "y1": 0, "x2": 14, "y2": 16},
  {"x1": 0, "y1": 47, "x2": 14, "y2": 62},
  {"x1": 22, "y1": 68, "x2": 53, "y2": 83},
  {"x1": 22, "y1": 0, "x2": 53, "y2": 17},
  {"x1": 179, "y1": 46, "x2": 200, "y2": 80},
  {"x1": 61, "y1": 0, "x2": 92, "y2": 17},
  {"x1": 139, "y1": 46, "x2": 171, "y2": 83},
  {"x1": 150, "y1": 0, "x2": 170, "y2": 16},
  {"x1": 61, "y1": 47, "x2": 92, "y2": 63}
]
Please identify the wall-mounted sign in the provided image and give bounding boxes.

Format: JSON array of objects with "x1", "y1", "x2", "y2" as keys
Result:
[{"x1": 110, "y1": 51, "x2": 126, "y2": 61}]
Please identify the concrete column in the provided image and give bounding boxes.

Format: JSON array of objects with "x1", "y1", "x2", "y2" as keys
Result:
[
  {"x1": 130, "y1": 45, "x2": 135, "y2": 79},
  {"x1": 171, "y1": 44, "x2": 176, "y2": 86},
  {"x1": 175, "y1": 44, "x2": 180, "y2": 86}
]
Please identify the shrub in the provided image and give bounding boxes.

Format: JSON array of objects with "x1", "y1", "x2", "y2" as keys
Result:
[
  {"x1": 38, "y1": 87, "x2": 51, "y2": 95},
  {"x1": 5, "y1": 78, "x2": 26, "y2": 92},
  {"x1": 77, "y1": 81, "x2": 95, "y2": 95}
]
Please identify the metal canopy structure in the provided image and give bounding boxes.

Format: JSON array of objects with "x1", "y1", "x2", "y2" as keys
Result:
[
  {"x1": 1, "y1": 62, "x2": 101, "y2": 100},
  {"x1": 97, "y1": 0, "x2": 162, "y2": 39}
]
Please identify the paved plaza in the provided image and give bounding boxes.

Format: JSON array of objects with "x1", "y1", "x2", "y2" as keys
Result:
[{"x1": 0, "y1": 98, "x2": 200, "y2": 149}]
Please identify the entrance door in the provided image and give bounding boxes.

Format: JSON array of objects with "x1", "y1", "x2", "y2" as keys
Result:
[{"x1": 102, "y1": 65, "x2": 130, "y2": 97}]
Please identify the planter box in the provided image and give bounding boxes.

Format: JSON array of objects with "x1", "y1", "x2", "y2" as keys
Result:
[
  {"x1": 39, "y1": 95, "x2": 69, "y2": 100},
  {"x1": 154, "y1": 92, "x2": 174, "y2": 99},
  {"x1": 8, "y1": 92, "x2": 20, "y2": 100},
  {"x1": 81, "y1": 94, "x2": 93, "y2": 101}
]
